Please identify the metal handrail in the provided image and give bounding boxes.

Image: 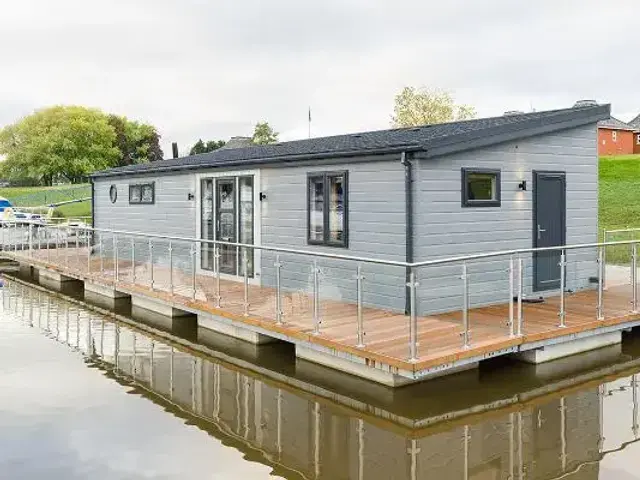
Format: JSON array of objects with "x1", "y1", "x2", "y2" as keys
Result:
[
  {"x1": 35, "y1": 224, "x2": 410, "y2": 268},
  {"x1": 20, "y1": 223, "x2": 640, "y2": 269}
]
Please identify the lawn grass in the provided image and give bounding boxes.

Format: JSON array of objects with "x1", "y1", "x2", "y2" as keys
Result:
[{"x1": 599, "y1": 155, "x2": 640, "y2": 263}]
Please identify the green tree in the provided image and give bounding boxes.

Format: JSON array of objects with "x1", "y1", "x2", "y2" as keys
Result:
[
  {"x1": 391, "y1": 87, "x2": 476, "y2": 128},
  {"x1": 108, "y1": 114, "x2": 163, "y2": 166},
  {"x1": 252, "y1": 121, "x2": 278, "y2": 145},
  {"x1": 0, "y1": 106, "x2": 120, "y2": 185},
  {"x1": 189, "y1": 138, "x2": 226, "y2": 155}
]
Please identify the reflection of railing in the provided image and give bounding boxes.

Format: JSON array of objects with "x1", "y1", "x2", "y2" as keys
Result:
[
  {"x1": 4, "y1": 223, "x2": 640, "y2": 363},
  {"x1": 5, "y1": 279, "x2": 640, "y2": 479}
]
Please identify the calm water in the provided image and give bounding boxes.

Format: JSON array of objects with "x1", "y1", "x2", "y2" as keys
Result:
[{"x1": 2, "y1": 280, "x2": 640, "y2": 479}]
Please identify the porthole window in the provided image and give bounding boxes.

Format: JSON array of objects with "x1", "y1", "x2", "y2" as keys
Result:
[{"x1": 109, "y1": 185, "x2": 117, "y2": 203}]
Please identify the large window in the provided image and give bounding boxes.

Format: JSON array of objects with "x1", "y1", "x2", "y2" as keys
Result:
[
  {"x1": 461, "y1": 168, "x2": 501, "y2": 207},
  {"x1": 307, "y1": 171, "x2": 348, "y2": 247},
  {"x1": 129, "y1": 182, "x2": 155, "y2": 204}
]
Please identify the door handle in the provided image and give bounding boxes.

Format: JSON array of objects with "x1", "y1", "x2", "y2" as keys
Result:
[{"x1": 537, "y1": 224, "x2": 546, "y2": 240}]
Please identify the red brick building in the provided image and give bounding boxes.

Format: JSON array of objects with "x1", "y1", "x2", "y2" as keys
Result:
[
  {"x1": 630, "y1": 114, "x2": 640, "y2": 154},
  {"x1": 598, "y1": 117, "x2": 637, "y2": 156}
]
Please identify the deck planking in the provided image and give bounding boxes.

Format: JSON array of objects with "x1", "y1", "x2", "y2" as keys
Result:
[{"x1": 8, "y1": 247, "x2": 640, "y2": 374}]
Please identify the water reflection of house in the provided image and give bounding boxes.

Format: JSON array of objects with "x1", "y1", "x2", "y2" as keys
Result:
[{"x1": 111, "y1": 332, "x2": 603, "y2": 479}]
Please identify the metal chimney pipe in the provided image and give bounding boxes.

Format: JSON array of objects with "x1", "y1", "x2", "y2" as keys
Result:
[{"x1": 172, "y1": 142, "x2": 179, "y2": 159}]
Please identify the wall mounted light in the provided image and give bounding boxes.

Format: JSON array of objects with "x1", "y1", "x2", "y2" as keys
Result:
[
  {"x1": 187, "y1": 193, "x2": 195, "y2": 200},
  {"x1": 259, "y1": 192, "x2": 267, "y2": 201},
  {"x1": 518, "y1": 180, "x2": 527, "y2": 191}
]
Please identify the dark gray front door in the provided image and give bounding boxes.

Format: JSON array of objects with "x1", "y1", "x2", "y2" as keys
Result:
[{"x1": 533, "y1": 171, "x2": 566, "y2": 291}]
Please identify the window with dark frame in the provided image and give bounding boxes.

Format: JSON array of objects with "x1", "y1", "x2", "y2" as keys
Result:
[
  {"x1": 307, "y1": 171, "x2": 348, "y2": 247},
  {"x1": 461, "y1": 168, "x2": 501, "y2": 207},
  {"x1": 129, "y1": 182, "x2": 155, "y2": 204}
]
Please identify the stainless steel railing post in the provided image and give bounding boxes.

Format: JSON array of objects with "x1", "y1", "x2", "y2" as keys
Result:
[
  {"x1": 86, "y1": 228, "x2": 91, "y2": 275},
  {"x1": 64, "y1": 226, "x2": 69, "y2": 269},
  {"x1": 516, "y1": 257, "x2": 523, "y2": 336},
  {"x1": 214, "y1": 244, "x2": 221, "y2": 307},
  {"x1": 461, "y1": 263, "x2": 470, "y2": 348},
  {"x1": 633, "y1": 243, "x2": 638, "y2": 314},
  {"x1": 191, "y1": 242, "x2": 197, "y2": 300},
  {"x1": 558, "y1": 250, "x2": 566, "y2": 328},
  {"x1": 597, "y1": 246, "x2": 605, "y2": 320},
  {"x1": 131, "y1": 237, "x2": 136, "y2": 283},
  {"x1": 28, "y1": 224, "x2": 33, "y2": 257},
  {"x1": 509, "y1": 256, "x2": 515, "y2": 337},
  {"x1": 149, "y1": 238, "x2": 154, "y2": 290},
  {"x1": 408, "y1": 269, "x2": 419, "y2": 362},
  {"x1": 603, "y1": 229, "x2": 608, "y2": 290},
  {"x1": 275, "y1": 255, "x2": 283, "y2": 325},
  {"x1": 356, "y1": 264, "x2": 365, "y2": 348},
  {"x1": 113, "y1": 234, "x2": 118, "y2": 283},
  {"x1": 168, "y1": 240, "x2": 173, "y2": 295},
  {"x1": 312, "y1": 260, "x2": 321, "y2": 335},
  {"x1": 242, "y1": 248, "x2": 249, "y2": 316},
  {"x1": 98, "y1": 232, "x2": 103, "y2": 274}
]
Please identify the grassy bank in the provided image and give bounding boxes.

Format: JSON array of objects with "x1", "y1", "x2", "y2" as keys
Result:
[{"x1": 0, "y1": 184, "x2": 92, "y2": 219}]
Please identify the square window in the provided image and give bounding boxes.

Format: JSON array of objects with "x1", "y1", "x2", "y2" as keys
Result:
[
  {"x1": 461, "y1": 168, "x2": 501, "y2": 207},
  {"x1": 129, "y1": 182, "x2": 154, "y2": 204},
  {"x1": 307, "y1": 171, "x2": 348, "y2": 247},
  {"x1": 637, "y1": 134, "x2": 640, "y2": 146}
]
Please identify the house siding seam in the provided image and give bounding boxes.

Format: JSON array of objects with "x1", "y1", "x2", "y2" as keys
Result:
[
  {"x1": 259, "y1": 155, "x2": 407, "y2": 312},
  {"x1": 413, "y1": 124, "x2": 598, "y2": 315}
]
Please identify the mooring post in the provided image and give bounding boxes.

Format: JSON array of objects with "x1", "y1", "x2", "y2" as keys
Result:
[{"x1": 558, "y1": 250, "x2": 566, "y2": 327}]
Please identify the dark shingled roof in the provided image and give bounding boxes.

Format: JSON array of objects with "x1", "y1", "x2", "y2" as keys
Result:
[
  {"x1": 629, "y1": 113, "x2": 640, "y2": 129},
  {"x1": 92, "y1": 103, "x2": 610, "y2": 178},
  {"x1": 598, "y1": 116, "x2": 636, "y2": 131}
]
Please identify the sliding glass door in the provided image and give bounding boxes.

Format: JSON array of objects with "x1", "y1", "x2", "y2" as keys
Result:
[{"x1": 200, "y1": 175, "x2": 254, "y2": 278}]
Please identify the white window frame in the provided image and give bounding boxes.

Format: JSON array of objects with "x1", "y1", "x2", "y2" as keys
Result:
[
  {"x1": 195, "y1": 169, "x2": 262, "y2": 285},
  {"x1": 612, "y1": 131, "x2": 617, "y2": 142},
  {"x1": 637, "y1": 134, "x2": 640, "y2": 146}
]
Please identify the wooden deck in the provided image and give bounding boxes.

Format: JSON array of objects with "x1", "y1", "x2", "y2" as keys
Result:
[{"x1": 7, "y1": 246, "x2": 640, "y2": 378}]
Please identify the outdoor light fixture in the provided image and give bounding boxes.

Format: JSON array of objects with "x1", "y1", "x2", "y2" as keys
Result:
[
  {"x1": 187, "y1": 193, "x2": 195, "y2": 200},
  {"x1": 518, "y1": 180, "x2": 527, "y2": 191},
  {"x1": 259, "y1": 192, "x2": 267, "y2": 201}
]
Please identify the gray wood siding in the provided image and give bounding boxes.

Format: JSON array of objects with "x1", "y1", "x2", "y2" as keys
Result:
[
  {"x1": 259, "y1": 156, "x2": 407, "y2": 312},
  {"x1": 94, "y1": 174, "x2": 197, "y2": 238},
  {"x1": 93, "y1": 174, "x2": 197, "y2": 269},
  {"x1": 413, "y1": 124, "x2": 598, "y2": 314}
]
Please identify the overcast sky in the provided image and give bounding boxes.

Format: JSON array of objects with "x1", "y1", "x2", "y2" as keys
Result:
[{"x1": 1, "y1": 0, "x2": 639, "y2": 156}]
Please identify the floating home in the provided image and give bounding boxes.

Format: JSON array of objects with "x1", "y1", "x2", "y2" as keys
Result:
[
  {"x1": 8, "y1": 102, "x2": 628, "y2": 387},
  {"x1": 91, "y1": 103, "x2": 608, "y2": 314}
]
